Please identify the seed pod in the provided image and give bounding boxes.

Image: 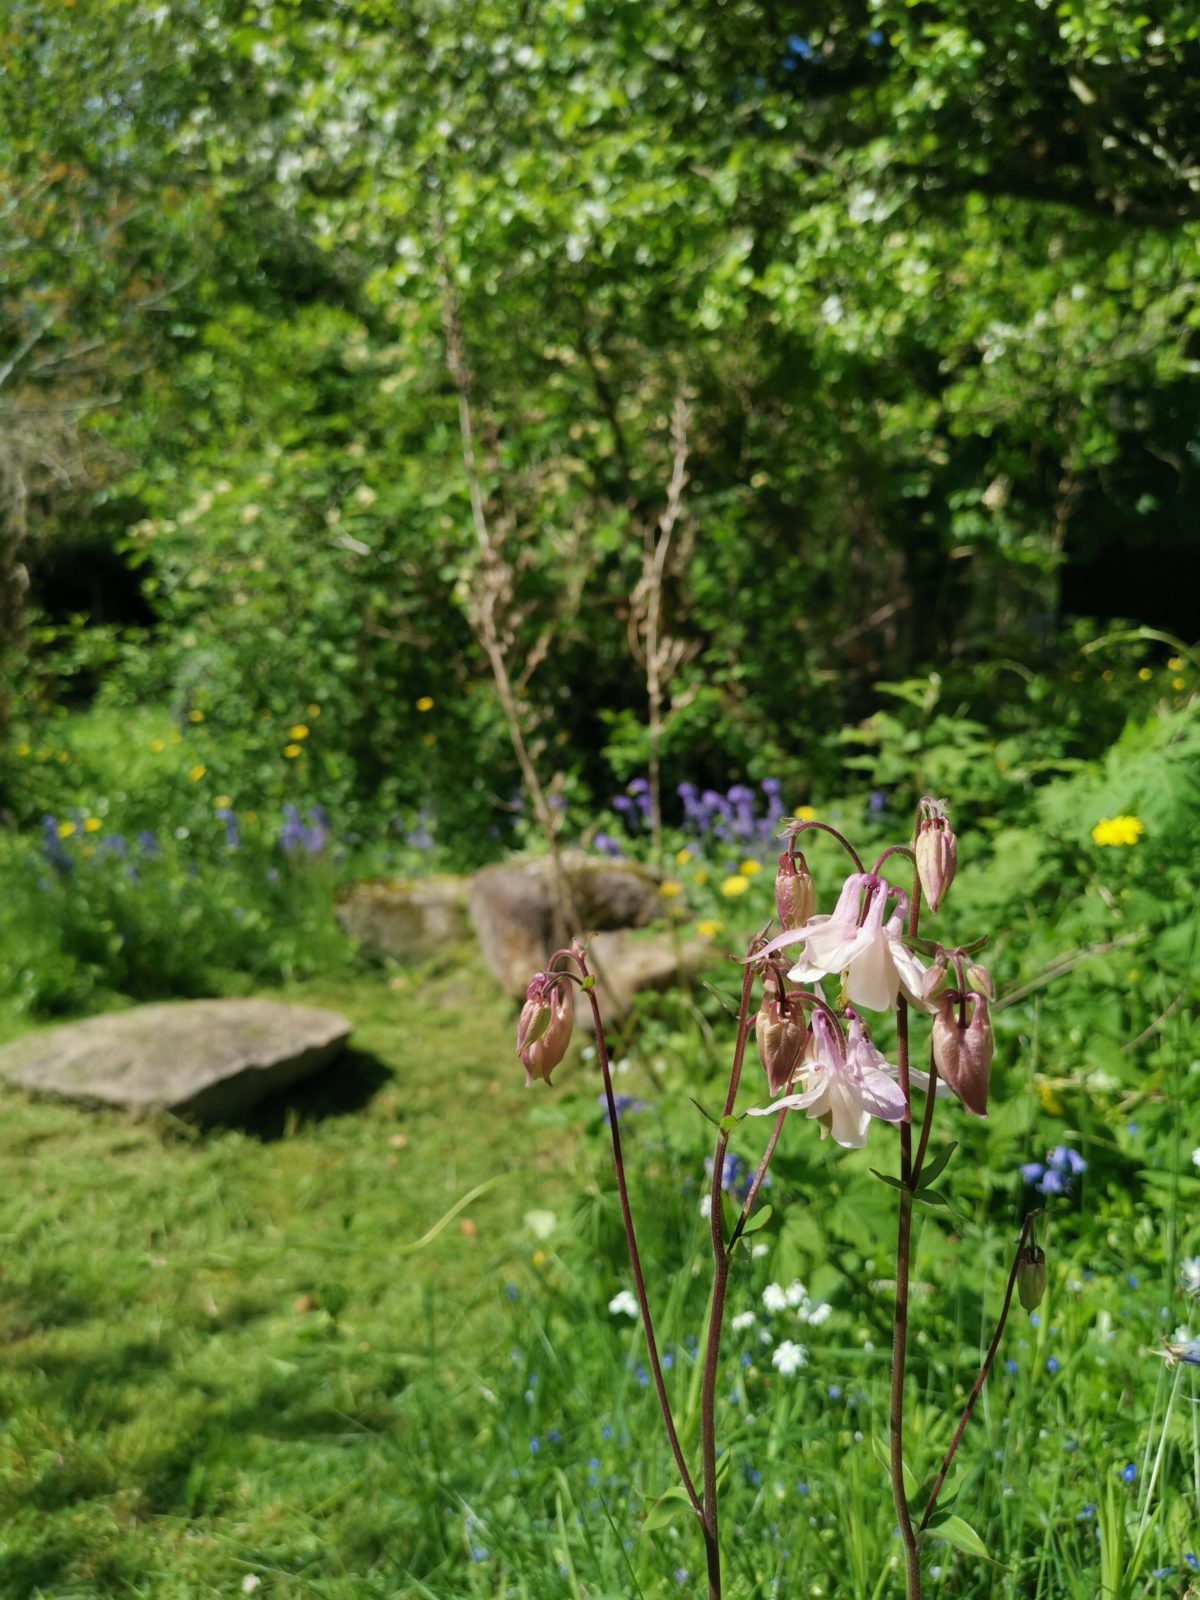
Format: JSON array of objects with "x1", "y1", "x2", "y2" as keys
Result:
[
  {"x1": 755, "y1": 990, "x2": 809, "y2": 1096},
  {"x1": 1017, "y1": 1244, "x2": 1047, "y2": 1312},
  {"x1": 931, "y1": 992, "x2": 993, "y2": 1117}
]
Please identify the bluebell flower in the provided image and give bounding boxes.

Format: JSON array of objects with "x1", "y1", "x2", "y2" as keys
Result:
[
  {"x1": 599, "y1": 1093, "x2": 645, "y2": 1127},
  {"x1": 1045, "y1": 1356, "x2": 1059, "y2": 1374},
  {"x1": 1121, "y1": 1462, "x2": 1136, "y2": 1484},
  {"x1": 592, "y1": 832, "x2": 624, "y2": 858},
  {"x1": 1019, "y1": 1162, "x2": 1045, "y2": 1185},
  {"x1": 867, "y1": 29, "x2": 883, "y2": 46},
  {"x1": 547, "y1": 1429, "x2": 561, "y2": 1444},
  {"x1": 786, "y1": 34, "x2": 813, "y2": 59},
  {"x1": 1151, "y1": 1567, "x2": 1173, "y2": 1580},
  {"x1": 1005, "y1": 1359, "x2": 1018, "y2": 1375},
  {"x1": 1077, "y1": 1504, "x2": 1096, "y2": 1521},
  {"x1": 673, "y1": 1570, "x2": 689, "y2": 1586},
  {"x1": 530, "y1": 1437, "x2": 540, "y2": 1454},
  {"x1": 828, "y1": 1385, "x2": 842, "y2": 1400},
  {"x1": 1185, "y1": 1553, "x2": 1199, "y2": 1571},
  {"x1": 868, "y1": 790, "x2": 886, "y2": 814}
]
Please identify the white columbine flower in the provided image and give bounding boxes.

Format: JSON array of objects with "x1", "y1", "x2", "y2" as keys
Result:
[
  {"x1": 747, "y1": 1012, "x2": 909, "y2": 1149},
  {"x1": 608, "y1": 1289, "x2": 638, "y2": 1318},
  {"x1": 753, "y1": 873, "x2": 929, "y2": 1013},
  {"x1": 771, "y1": 1340, "x2": 808, "y2": 1375}
]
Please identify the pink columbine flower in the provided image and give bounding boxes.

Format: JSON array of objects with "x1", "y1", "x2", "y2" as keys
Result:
[
  {"x1": 754, "y1": 874, "x2": 929, "y2": 1014},
  {"x1": 516, "y1": 972, "x2": 574, "y2": 1088},
  {"x1": 746, "y1": 1012, "x2": 909, "y2": 1148}
]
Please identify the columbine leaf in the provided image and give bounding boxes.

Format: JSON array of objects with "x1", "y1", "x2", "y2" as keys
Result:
[
  {"x1": 689, "y1": 1097, "x2": 721, "y2": 1128},
  {"x1": 924, "y1": 1513, "x2": 992, "y2": 1562},
  {"x1": 739, "y1": 1203, "x2": 773, "y2": 1236},
  {"x1": 640, "y1": 1486, "x2": 695, "y2": 1534},
  {"x1": 919, "y1": 1141, "x2": 957, "y2": 1187},
  {"x1": 870, "y1": 1433, "x2": 917, "y2": 1500}
]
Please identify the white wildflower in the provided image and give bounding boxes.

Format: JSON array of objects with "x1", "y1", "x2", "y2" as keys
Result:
[
  {"x1": 608, "y1": 1289, "x2": 638, "y2": 1318},
  {"x1": 762, "y1": 1283, "x2": 789, "y2": 1313},
  {"x1": 771, "y1": 1340, "x2": 808, "y2": 1375},
  {"x1": 731, "y1": 1311, "x2": 756, "y2": 1332}
]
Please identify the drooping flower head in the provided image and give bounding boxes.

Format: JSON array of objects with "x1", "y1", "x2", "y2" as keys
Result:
[
  {"x1": 773, "y1": 849, "x2": 815, "y2": 932},
  {"x1": 747, "y1": 1011, "x2": 909, "y2": 1149},
  {"x1": 517, "y1": 972, "x2": 574, "y2": 1088},
  {"x1": 931, "y1": 990, "x2": 994, "y2": 1117},
  {"x1": 754, "y1": 980, "x2": 809, "y2": 1096},
  {"x1": 755, "y1": 873, "x2": 929, "y2": 1014}
]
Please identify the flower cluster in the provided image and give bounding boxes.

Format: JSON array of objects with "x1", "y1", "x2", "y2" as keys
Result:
[{"x1": 1020, "y1": 1145, "x2": 1086, "y2": 1197}]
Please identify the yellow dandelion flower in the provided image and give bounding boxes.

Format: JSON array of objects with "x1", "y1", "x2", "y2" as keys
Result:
[
  {"x1": 288, "y1": 724, "x2": 309, "y2": 740},
  {"x1": 189, "y1": 764, "x2": 206, "y2": 782},
  {"x1": 659, "y1": 879, "x2": 684, "y2": 898},
  {"x1": 794, "y1": 806, "x2": 818, "y2": 822},
  {"x1": 188, "y1": 708, "x2": 205, "y2": 723},
  {"x1": 696, "y1": 919, "x2": 722, "y2": 939},
  {"x1": 15, "y1": 742, "x2": 30, "y2": 757},
  {"x1": 1168, "y1": 657, "x2": 1183, "y2": 671},
  {"x1": 1036, "y1": 1081, "x2": 1063, "y2": 1116},
  {"x1": 149, "y1": 738, "x2": 165, "y2": 754},
  {"x1": 57, "y1": 821, "x2": 75, "y2": 839},
  {"x1": 1172, "y1": 676, "x2": 1186, "y2": 691},
  {"x1": 416, "y1": 696, "x2": 435, "y2": 713},
  {"x1": 83, "y1": 817, "x2": 102, "y2": 833},
  {"x1": 739, "y1": 859, "x2": 762, "y2": 877},
  {"x1": 692, "y1": 868, "x2": 709, "y2": 887},
  {"x1": 283, "y1": 744, "x2": 302, "y2": 760},
  {"x1": 214, "y1": 795, "x2": 232, "y2": 809},
  {"x1": 1137, "y1": 667, "x2": 1152, "y2": 681},
  {"x1": 1090, "y1": 815, "x2": 1144, "y2": 847},
  {"x1": 675, "y1": 847, "x2": 693, "y2": 865},
  {"x1": 720, "y1": 874, "x2": 750, "y2": 898},
  {"x1": 306, "y1": 703, "x2": 322, "y2": 718}
]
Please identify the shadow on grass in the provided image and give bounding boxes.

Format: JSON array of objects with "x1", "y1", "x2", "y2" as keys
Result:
[{"x1": 242, "y1": 1045, "x2": 393, "y2": 1141}]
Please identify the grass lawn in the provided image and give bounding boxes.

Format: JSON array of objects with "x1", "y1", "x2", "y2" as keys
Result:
[
  {"x1": 2, "y1": 951, "x2": 1198, "y2": 1599},
  {"x1": 0, "y1": 953, "x2": 587, "y2": 1598}
]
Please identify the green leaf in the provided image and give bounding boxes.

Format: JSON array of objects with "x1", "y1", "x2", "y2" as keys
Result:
[
  {"x1": 869, "y1": 1168, "x2": 907, "y2": 1193},
  {"x1": 640, "y1": 1486, "x2": 695, "y2": 1534},
  {"x1": 918, "y1": 1142, "x2": 957, "y2": 1187},
  {"x1": 718, "y1": 1114, "x2": 742, "y2": 1135},
  {"x1": 924, "y1": 1513, "x2": 992, "y2": 1562},
  {"x1": 739, "y1": 1203, "x2": 773, "y2": 1236},
  {"x1": 871, "y1": 1433, "x2": 917, "y2": 1500},
  {"x1": 688, "y1": 1097, "x2": 721, "y2": 1129}
]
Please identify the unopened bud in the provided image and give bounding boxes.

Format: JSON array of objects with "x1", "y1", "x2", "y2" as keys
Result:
[
  {"x1": 517, "y1": 974, "x2": 574, "y2": 1088},
  {"x1": 755, "y1": 991, "x2": 809, "y2": 1096},
  {"x1": 1017, "y1": 1244, "x2": 1047, "y2": 1312},
  {"x1": 915, "y1": 815, "x2": 958, "y2": 913},
  {"x1": 774, "y1": 851, "x2": 815, "y2": 931},
  {"x1": 931, "y1": 992, "x2": 993, "y2": 1117},
  {"x1": 920, "y1": 951, "x2": 951, "y2": 1003},
  {"x1": 966, "y1": 961, "x2": 995, "y2": 1001}
]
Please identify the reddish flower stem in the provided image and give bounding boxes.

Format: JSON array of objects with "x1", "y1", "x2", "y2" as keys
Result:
[
  {"x1": 573, "y1": 954, "x2": 703, "y2": 1529},
  {"x1": 787, "y1": 819, "x2": 865, "y2": 875},
  {"x1": 918, "y1": 1210, "x2": 1041, "y2": 1534},
  {"x1": 698, "y1": 960, "x2": 757, "y2": 1600}
]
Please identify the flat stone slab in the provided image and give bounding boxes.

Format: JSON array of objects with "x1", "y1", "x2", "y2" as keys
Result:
[{"x1": 0, "y1": 999, "x2": 352, "y2": 1120}]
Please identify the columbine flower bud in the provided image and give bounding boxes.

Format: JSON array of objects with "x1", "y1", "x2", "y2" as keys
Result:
[
  {"x1": 517, "y1": 973, "x2": 574, "y2": 1088},
  {"x1": 915, "y1": 808, "x2": 957, "y2": 913},
  {"x1": 920, "y1": 951, "x2": 951, "y2": 1004},
  {"x1": 755, "y1": 989, "x2": 809, "y2": 1096},
  {"x1": 1017, "y1": 1244, "x2": 1047, "y2": 1312},
  {"x1": 966, "y1": 961, "x2": 995, "y2": 1001},
  {"x1": 774, "y1": 850, "x2": 815, "y2": 932},
  {"x1": 931, "y1": 992, "x2": 993, "y2": 1117}
]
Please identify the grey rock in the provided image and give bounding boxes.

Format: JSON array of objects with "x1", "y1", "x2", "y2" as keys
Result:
[
  {"x1": 336, "y1": 875, "x2": 470, "y2": 962},
  {"x1": 0, "y1": 999, "x2": 351, "y2": 1120},
  {"x1": 588, "y1": 929, "x2": 711, "y2": 1019},
  {"x1": 469, "y1": 851, "x2": 663, "y2": 999}
]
